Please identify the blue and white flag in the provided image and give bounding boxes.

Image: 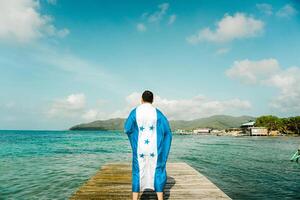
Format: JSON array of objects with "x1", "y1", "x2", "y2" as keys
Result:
[{"x1": 124, "y1": 103, "x2": 172, "y2": 192}]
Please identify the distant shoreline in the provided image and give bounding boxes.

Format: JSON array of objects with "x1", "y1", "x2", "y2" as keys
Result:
[
  {"x1": 69, "y1": 115, "x2": 256, "y2": 131},
  {"x1": 1, "y1": 129, "x2": 299, "y2": 137}
]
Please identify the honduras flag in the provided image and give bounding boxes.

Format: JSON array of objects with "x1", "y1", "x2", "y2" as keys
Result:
[{"x1": 124, "y1": 103, "x2": 172, "y2": 192}]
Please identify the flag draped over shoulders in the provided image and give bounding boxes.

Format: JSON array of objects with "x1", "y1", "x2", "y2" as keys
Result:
[{"x1": 124, "y1": 103, "x2": 172, "y2": 192}]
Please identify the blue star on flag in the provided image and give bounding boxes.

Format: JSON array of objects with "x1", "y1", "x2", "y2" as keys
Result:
[
  {"x1": 139, "y1": 126, "x2": 145, "y2": 131},
  {"x1": 139, "y1": 153, "x2": 145, "y2": 158},
  {"x1": 144, "y1": 139, "x2": 150, "y2": 144},
  {"x1": 150, "y1": 152, "x2": 155, "y2": 157},
  {"x1": 149, "y1": 125, "x2": 154, "y2": 131}
]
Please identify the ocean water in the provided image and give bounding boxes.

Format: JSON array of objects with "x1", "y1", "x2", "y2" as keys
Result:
[{"x1": 0, "y1": 130, "x2": 299, "y2": 200}]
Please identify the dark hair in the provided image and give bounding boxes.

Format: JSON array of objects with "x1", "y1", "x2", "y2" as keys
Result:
[{"x1": 142, "y1": 90, "x2": 154, "y2": 103}]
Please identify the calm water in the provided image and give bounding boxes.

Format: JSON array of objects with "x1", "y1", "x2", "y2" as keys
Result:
[{"x1": 0, "y1": 130, "x2": 299, "y2": 200}]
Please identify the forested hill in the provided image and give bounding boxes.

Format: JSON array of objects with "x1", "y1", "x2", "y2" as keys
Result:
[
  {"x1": 69, "y1": 115, "x2": 255, "y2": 131},
  {"x1": 169, "y1": 115, "x2": 255, "y2": 130}
]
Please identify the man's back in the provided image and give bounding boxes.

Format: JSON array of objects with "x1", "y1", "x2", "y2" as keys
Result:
[{"x1": 124, "y1": 90, "x2": 172, "y2": 200}]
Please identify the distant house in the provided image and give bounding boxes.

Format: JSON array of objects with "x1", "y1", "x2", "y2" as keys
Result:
[
  {"x1": 249, "y1": 127, "x2": 268, "y2": 136},
  {"x1": 175, "y1": 129, "x2": 184, "y2": 133},
  {"x1": 211, "y1": 129, "x2": 222, "y2": 134},
  {"x1": 193, "y1": 128, "x2": 211, "y2": 134},
  {"x1": 241, "y1": 121, "x2": 255, "y2": 128},
  {"x1": 240, "y1": 121, "x2": 268, "y2": 136},
  {"x1": 175, "y1": 129, "x2": 186, "y2": 134},
  {"x1": 241, "y1": 121, "x2": 255, "y2": 135}
]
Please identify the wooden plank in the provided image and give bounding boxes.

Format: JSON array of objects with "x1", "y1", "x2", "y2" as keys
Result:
[{"x1": 70, "y1": 162, "x2": 231, "y2": 200}]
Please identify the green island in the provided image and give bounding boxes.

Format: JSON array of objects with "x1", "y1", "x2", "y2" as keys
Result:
[
  {"x1": 70, "y1": 115, "x2": 254, "y2": 131},
  {"x1": 70, "y1": 115, "x2": 300, "y2": 136}
]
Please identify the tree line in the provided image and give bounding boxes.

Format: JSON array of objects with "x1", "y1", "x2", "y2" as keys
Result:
[{"x1": 255, "y1": 115, "x2": 300, "y2": 134}]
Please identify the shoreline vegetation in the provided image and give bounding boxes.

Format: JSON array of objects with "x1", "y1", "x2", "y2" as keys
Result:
[{"x1": 70, "y1": 115, "x2": 300, "y2": 136}]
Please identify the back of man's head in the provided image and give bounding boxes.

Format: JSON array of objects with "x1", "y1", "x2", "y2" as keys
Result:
[{"x1": 142, "y1": 90, "x2": 154, "y2": 103}]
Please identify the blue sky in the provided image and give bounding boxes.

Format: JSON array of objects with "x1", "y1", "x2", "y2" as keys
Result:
[{"x1": 0, "y1": 0, "x2": 300, "y2": 129}]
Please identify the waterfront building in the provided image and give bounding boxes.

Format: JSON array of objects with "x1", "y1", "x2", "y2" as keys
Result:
[
  {"x1": 193, "y1": 128, "x2": 211, "y2": 134},
  {"x1": 249, "y1": 127, "x2": 268, "y2": 136}
]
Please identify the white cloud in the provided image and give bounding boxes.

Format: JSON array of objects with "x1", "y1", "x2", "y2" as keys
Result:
[
  {"x1": 47, "y1": 93, "x2": 109, "y2": 122},
  {"x1": 82, "y1": 109, "x2": 103, "y2": 121},
  {"x1": 186, "y1": 13, "x2": 264, "y2": 44},
  {"x1": 136, "y1": 3, "x2": 175, "y2": 31},
  {"x1": 256, "y1": 3, "x2": 297, "y2": 18},
  {"x1": 48, "y1": 93, "x2": 86, "y2": 118},
  {"x1": 148, "y1": 3, "x2": 169, "y2": 23},
  {"x1": 264, "y1": 67, "x2": 300, "y2": 113},
  {"x1": 46, "y1": 92, "x2": 251, "y2": 122},
  {"x1": 136, "y1": 23, "x2": 147, "y2": 32},
  {"x1": 42, "y1": 23, "x2": 70, "y2": 38},
  {"x1": 155, "y1": 96, "x2": 251, "y2": 120},
  {"x1": 111, "y1": 92, "x2": 251, "y2": 120},
  {"x1": 82, "y1": 109, "x2": 98, "y2": 121},
  {"x1": 226, "y1": 58, "x2": 280, "y2": 84},
  {"x1": 216, "y1": 48, "x2": 230, "y2": 55},
  {"x1": 226, "y1": 58, "x2": 300, "y2": 114},
  {"x1": 256, "y1": 3, "x2": 273, "y2": 15},
  {"x1": 168, "y1": 14, "x2": 177, "y2": 25},
  {"x1": 0, "y1": 0, "x2": 69, "y2": 43},
  {"x1": 276, "y1": 4, "x2": 297, "y2": 18}
]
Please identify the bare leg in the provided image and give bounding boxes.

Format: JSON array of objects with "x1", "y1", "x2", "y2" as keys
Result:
[
  {"x1": 132, "y1": 192, "x2": 139, "y2": 200},
  {"x1": 156, "y1": 192, "x2": 163, "y2": 200}
]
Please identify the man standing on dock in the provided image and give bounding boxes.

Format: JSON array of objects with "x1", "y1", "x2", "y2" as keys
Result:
[{"x1": 124, "y1": 90, "x2": 172, "y2": 200}]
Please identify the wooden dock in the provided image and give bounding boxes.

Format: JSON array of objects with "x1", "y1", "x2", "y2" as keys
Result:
[{"x1": 70, "y1": 162, "x2": 231, "y2": 200}]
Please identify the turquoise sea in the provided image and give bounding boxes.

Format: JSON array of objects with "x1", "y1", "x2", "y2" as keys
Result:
[{"x1": 0, "y1": 130, "x2": 299, "y2": 200}]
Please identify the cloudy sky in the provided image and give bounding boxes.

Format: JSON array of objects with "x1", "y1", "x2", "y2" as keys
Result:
[{"x1": 0, "y1": 0, "x2": 299, "y2": 130}]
